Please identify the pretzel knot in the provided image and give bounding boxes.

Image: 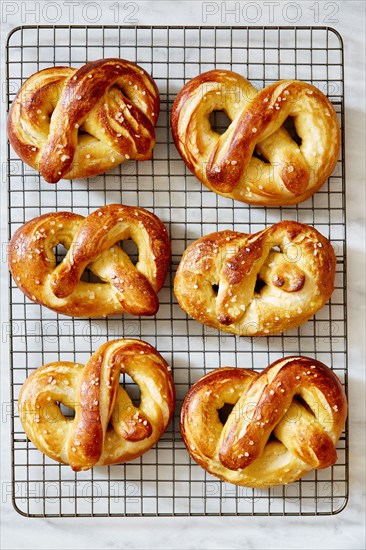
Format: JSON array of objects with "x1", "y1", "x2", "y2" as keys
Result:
[
  {"x1": 7, "y1": 58, "x2": 160, "y2": 183},
  {"x1": 9, "y1": 204, "x2": 171, "y2": 318},
  {"x1": 174, "y1": 220, "x2": 335, "y2": 336},
  {"x1": 171, "y1": 70, "x2": 341, "y2": 205},
  {"x1": 19, "y1": 339, "x2": 175, "y2": 471},
  {"x1": 181, "y1": 357, "x2": 347, "y2": 488}
]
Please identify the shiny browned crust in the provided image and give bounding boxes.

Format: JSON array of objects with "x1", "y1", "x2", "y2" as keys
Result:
[
  {"x1": 8, "y1": 59, "x2": 160, "y2": 183},
  {"x1": 174, "y1": 220, "x2": 336, "y2": 336},
  {"x1": 171, "y1": 70, "x2": 341, "y2": 206},
  {"x1": 9, "y1": 204, "x2": 171, "y2": 318},
  {"x1": 181, "y1": 356, "x2": 347, "y2": 488},
  {"x1": 19, "y1": 339, "x2": 175, "y2": 471}
]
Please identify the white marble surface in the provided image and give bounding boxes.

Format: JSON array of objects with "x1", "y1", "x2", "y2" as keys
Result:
[{"x1": 0, "y1": 1, "x2": 365, "y2": 548}]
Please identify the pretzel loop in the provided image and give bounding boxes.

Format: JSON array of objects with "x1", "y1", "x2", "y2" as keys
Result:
[
  {"x1": 19, "y1": 339, "x2": 175, "y2": 471},
  {"x1": 181, "y1": 357, "x2": 347, "y2": 488},
  {"x1": 9, "y1": 204, "x2": 171, "y2": 318}
]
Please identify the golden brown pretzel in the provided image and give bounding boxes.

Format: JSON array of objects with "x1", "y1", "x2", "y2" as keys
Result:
[
  {"x1": 171, "y1": 70, "x2": 340, "y2": 205},
  {"x1": 181, "y1": 357, "x2": 347, "y2": 488},
  {"x1": 9, "y1": 204, "x2": 170, "y2": 318},
  {"x1": 7, "y1": 58, "x2": 159, "y2": 183},
  {"x1": 174, "y1": 220, "x2": 335, "y2": 336},
  {"x1": 19, "y1": 339, "x2": 175, "y2": 471}
]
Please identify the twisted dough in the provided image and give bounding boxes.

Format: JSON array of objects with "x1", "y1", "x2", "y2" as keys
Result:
[
  {"x1": 9, "y1": 204, "x2": 170, "y2": 318},
  {"x1": 19, "y1": 339, "x2": 175, "y2": 471},
  {"x1": 174, "y1": 221, "x2": 335, "y2": 336},
  {"x1": 171, "y1": 70, "x2": 340, "y2": 205},
  {"x1": 8, "y1": 58, "x2": 159, "y2": 183},
  {"x1": 181, "y1": 356, "x2": 347, "y2": 488}
]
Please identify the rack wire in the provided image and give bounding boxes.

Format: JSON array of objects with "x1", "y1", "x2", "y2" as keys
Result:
[{"x1": 6, "y1": 25, "x2": 347, "y2": 517}]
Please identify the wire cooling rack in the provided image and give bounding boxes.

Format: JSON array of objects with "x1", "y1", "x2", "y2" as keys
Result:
[{"x1": 6, "y1": 25, "x2": 347, "y2": 517}]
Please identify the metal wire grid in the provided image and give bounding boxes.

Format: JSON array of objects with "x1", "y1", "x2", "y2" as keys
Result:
[{"x1": 6, "y1": 25, "x2": 347, "y2": 517}]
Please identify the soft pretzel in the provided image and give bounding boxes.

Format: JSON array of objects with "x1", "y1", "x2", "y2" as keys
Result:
[
  {"x1": 171, "y1": 70, "x2": 340, "y2": 205},
  {"x1": 19, "y1": 339, "x2": 175, "y2": 471},
  {"x1": 181, "y1": 356, "x2": 347, "y2": 488},
  {"x1": 174, "y1": 221, "x2": 335, "y2": 336},
  {"x1": 9, "y1": 204, "x2": 170, "y2": 318},
  {"x1": 7, "y1": 58, "x2": 159, "y2": 183}
]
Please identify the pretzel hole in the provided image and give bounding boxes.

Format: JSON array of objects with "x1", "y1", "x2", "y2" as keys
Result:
[
  {"x1": 54, "y1": 243, "x2": 68, "y2": 264},
  {"x1": 120, "y1": 373, "x2": 141, "y2": 408},
  {"x1": 252, "y1": 149, "x2": 271, "y2": 164},
  {"x1": 59, "y1": 402, "x2": 75, "y2": 420},
  {"x1": 291, "y1": 395, "x2": 314, "y2": 417},
  {"x1": 120, "y1": 238, "x2": 138, "y2": 265},
  {"x1": 283, "y1": 116, "x2": 302, "y2": 147},
  {"x1": 209, "y1": 110, "x2": 232, "y2": 135},
  {"x1": 254, "y1": 276, "x2": 266, "y2": 294},
  {"x1": 212, "y1": 284, "x2": 219, "y2": 295},
  {"x1": 218, "y1": 403, "x2": 235, "y2": 425},
  {"x1": 80, "y1": 271, "x2": 106, "y2": 284}
]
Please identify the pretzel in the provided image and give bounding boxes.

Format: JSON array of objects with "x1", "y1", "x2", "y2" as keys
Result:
[
  {"x1": 9, "y1": 204, "x2": 170, "y2": 318},
  {"x1": 171, "y1": 70, "x2": 340, "y2": 205},
  {"x1": 19, "y1": 339, "x2": 175, "y2": 471},
  {"x1": 181, "y1": 356, "x2": 347, "y2": 488},
  {"x1": 174, "y1": 221, "x2": 335, "y2": 336},
  {"x1": 7, "y1": 58, "x2": 159, "y2": 183}
]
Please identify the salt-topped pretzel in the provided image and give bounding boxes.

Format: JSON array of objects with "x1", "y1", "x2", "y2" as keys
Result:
[
  {"x1": 171, "y1": 70, "x2": 340, "y2": 205},
  {"x1": 19, "y1": 339, "x2": 175, "y2": 471},
  {"x1": 174, "y1": 221, "x2": 335, "y2": 336},
  {"x1": 9, "y1": 204, "x2": 170, "y2": 318},
  {"x1": 8, "y1": 58, "x2": 159, "y2": 183},
  {"x1": 181, "y1": 356, "x2": 347, "y2": 488}
]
